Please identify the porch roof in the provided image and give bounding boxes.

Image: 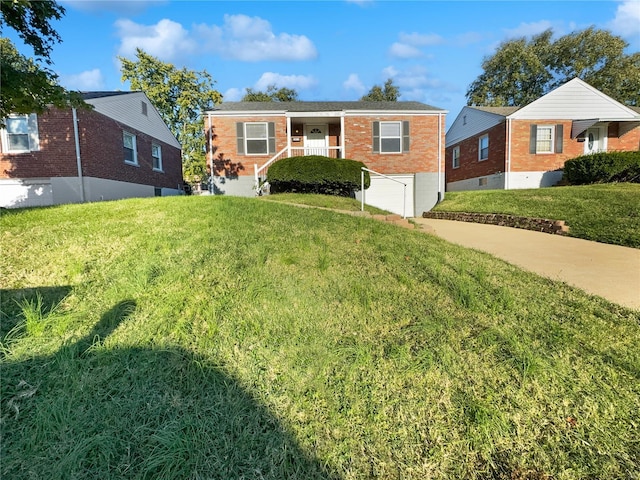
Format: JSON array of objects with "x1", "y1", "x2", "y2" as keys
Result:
[{"x1": 208, "y1": 101, "x2": 446, "y2": 114}]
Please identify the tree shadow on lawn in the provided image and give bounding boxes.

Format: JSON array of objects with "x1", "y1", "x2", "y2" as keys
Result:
[{"x1": 1, "y1": 290, "x2": 338, "y2": 479}]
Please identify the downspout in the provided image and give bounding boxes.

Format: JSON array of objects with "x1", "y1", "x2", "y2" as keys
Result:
[
  {"x1": 437, "y1": 112, "x2": 443, "y2": 203},
  {"x1": 287, "y1": 115, "x2": 292, "y2": 156},
  {"x1": 208, "y1": 112, "x2": 213, "y2": 194},
  {"x1": 505, "y1": 118, "x2": 512, "y2": 190},
  {"x1": 72, "y1": 108, "x2": 85, "y2": 203}
]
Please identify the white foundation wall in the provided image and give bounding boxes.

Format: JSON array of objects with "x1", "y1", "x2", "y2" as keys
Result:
[
  {"x1": 507, "y1": 171, "x2": 564, "y2": 189},
  {"x1": 446, "y1": 173, "x2": 506, "y2": 192},
  {"x1": 356, "y1": 174, "x2": 415, "y2": 217},
  {"x1": 1, "y1": 176, "x2": 181, "y2": 208}
]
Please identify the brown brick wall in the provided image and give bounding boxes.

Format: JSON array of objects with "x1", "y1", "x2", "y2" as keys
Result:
[
  {"x1": 1, "y1": 108, "x2": 183, "y2": 190},
  {"x1": 207, "y1": 113, "x2": 444, "y2": 177},
  {"x1": 445, "y1": 121, "x2": 507, "y2": 183}
]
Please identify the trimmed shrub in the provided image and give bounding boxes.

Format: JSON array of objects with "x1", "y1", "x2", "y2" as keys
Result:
[
  {"x1": 564, "y1": 151, "x2": 640, "y2": 185},
  {"x1": 267, "y1": 155, "x2": 370, "y2": 196}
]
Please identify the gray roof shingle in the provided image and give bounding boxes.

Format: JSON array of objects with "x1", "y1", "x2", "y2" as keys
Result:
[
  {"x1": 210, "y1": 101, "x2": 445, "y2": 112},
  {"x1": 468, "y1": 106, "x2": 521, "y2": 116}
]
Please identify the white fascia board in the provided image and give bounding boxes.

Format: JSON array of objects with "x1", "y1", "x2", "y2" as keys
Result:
[{"x1": 286, "y1": 111, "x2": 344, "y2": 118}]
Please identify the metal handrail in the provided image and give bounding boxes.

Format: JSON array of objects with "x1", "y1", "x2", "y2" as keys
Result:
[{"x1": 361, "y1": 167, "x2": 408, "y2": 219}]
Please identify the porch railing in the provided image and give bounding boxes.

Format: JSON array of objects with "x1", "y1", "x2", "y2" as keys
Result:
[{"x1": 254, "y1": 146, "x2": 343, "y2": 195}]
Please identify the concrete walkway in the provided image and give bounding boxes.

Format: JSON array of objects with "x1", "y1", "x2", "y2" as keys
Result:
[{"x1": 412, "y1": 218, "x2": 640, "y2": 310}]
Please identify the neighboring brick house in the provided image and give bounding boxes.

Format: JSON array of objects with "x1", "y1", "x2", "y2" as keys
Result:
[
  {"x1": 205, "y1": 101, "x2": 447, "y2": 216},
  {"x1": 445, "y1": 78, "x2": 640, "y2": 191},
  {"x1": 1, "y1": 91, "x2": 183, "y2": 208}
]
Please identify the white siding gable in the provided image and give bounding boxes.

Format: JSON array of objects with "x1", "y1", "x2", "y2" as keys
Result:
[
  {"x1": 86, "y1": 92, "x2": 181, "y2": 149},
  {"x1": 446, "y1": 106, "x2": 506, "y2": 147},
  {"x1": 509, "y1": 78, "x2": 638, "y2": 120}
]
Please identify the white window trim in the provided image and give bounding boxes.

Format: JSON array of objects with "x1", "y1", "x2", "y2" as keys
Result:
[
  {"x1": 478, "y1": 134, "x2": 489, "y2": 161},
  {"x1": 1, "y1": 114, "x2": 39, "y2": 154},
  {"x1": 535, "y1": 125, "x2": 554, "y2": 154},
  {"x1": 245, "y1": 122, "x2": 269, "y2": 156},
  {"x1": 123, "y1": 131, "x2": 138, "y2": 165},
  {"x1": 452, "y1": 146, "x2": 460, "y2": 169},
  {"x1": 379, "y1": 121, "x2": 403, "y2": 154},
  {"x1": 152, "y1": 143, "x2": 163, "y2": 172}
]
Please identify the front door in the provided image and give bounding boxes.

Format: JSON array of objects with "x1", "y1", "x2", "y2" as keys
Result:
[
  {"x1": 304, "y1": 124, "x2": 328, "y2": 156},
  {"x1": 584, "y1": 127, "x2": 605, "y2": 154}
]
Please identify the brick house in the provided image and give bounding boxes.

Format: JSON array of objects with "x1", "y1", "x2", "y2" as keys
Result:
[
  {"x1": 205, "y1": 101, "x2": 446, "y2": 216},
  {"x1": 1, "y1": 91, "x2": 183, "y2": 208},
  {"x1": 445, "y1": 78, "x2": 640, "y2": 191}
]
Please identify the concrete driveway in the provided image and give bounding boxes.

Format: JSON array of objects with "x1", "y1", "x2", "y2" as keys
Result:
[{"x1": 413, "y1": 218, "x2": 640, "y2": 310}]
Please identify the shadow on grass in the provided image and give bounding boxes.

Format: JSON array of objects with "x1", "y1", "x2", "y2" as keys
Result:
[{"x1": 1, "y1": 292, "x2": 338, "y2": 479}]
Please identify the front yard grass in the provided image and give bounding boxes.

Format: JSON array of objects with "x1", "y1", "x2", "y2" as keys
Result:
[
  {"x1": 434, "y1": 183, "x2": 640, "y2": 247},
  {"x1": 1, "y1": 196, "x2": 639, "y2": 479}
]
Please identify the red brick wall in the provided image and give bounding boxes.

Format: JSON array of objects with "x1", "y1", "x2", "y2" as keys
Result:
[
  {"x1": 510, "y1": 120, "x2": 579, "y2": 172},
  {"x1": 608, "y1": 123, "x2": 640, "y2": 151},
  {"x1": 445, "y1": 121, "x2": 507, "y2": 183},
  {"x1": 1, "y1": 108, "x2": 182, "y2": 190},
  {"x1": 207, "y1": 113, "x2": 444, "y2": 176}
]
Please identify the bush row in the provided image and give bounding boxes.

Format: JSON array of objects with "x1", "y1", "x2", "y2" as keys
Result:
[
  {"x1": 267, "y1": 156, "x2": 370, "y2": 196},
  {"x1": 564, "y1": 151, "x2": 640, "y2": 185}
]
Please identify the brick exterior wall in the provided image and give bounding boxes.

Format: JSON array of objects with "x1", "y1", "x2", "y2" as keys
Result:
[
  {"x1": 446, "y1": 119, "x2": 640, "y2": 184},
  {"x1": 445, "y1": 121, "x2": 507, "y2": 183},
  {"x1": 207, "y1": 113, "x2": 444, "y2": 177},
  {"x1": 1, "y1": 108, "x2": 182, "y2": 190}
]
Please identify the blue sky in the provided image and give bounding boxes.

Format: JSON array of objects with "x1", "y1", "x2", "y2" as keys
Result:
[{"x1": 7, "y1": 0, "x2": 640, "y2": 121}]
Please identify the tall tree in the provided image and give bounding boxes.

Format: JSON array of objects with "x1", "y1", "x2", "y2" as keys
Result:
[
  {"x1": 242, "y1": 85, "x2": 299, "y2": 102},
  {"x1": 360, "y1": 79, "x2": 400, "y2": 101},
  {"x1": 0, "y1": 0, "x2": 84, "y2": 124},
  {"x1": 467, "y1": 27, "x2": 640, "y2": 107},
  {"x1": 119, "y1": 49, "x2": 223, "y2": 182}
]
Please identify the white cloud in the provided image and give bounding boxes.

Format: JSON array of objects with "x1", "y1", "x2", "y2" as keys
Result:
[
  {"x1": 380, "y1": 65, "x2": 449, "y2": 101},
  {"x1": 503, "y1": 20, "x2": 554, "y2": 38},
  {"x1": 223, "y1": 88, "x2": 244, "y2": 102},
  {"x1": 115, "y1": 18, "x2": 196, "y2": 61},
  {"x1": 195, "y1": 14, "x2": 317, "y2": 61},
  {"x1": 389, "y1": 42, "x2": 423, "y2": 59},
  {"x1": 255, "y1": 72, "x2": 317, "y2": 90},
  {"x1": 60, "y1": 68, "x2": 105, "y2": 90},
  {"x1": 607, "y1": 0, "x2": 640, "y2": 39},
  {"x1": 343, "y1": 73, "x2": 366, "y2": 95},
  {"x1": 398, "y1": 32, "x2": 444, "y2": 46},
  {"x1": 454, "y1": 31, "x2": 486, "y2": 46}
]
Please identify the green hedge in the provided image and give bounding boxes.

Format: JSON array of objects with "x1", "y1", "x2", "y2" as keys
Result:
[
  {"x1": 564, "y1": 151, "x2": 640, "y2": 185},
  {"x1": 267, "y1": 156, "x2": 370, "y2": 196}
]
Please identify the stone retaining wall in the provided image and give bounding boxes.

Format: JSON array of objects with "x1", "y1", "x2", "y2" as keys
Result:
[{"x1": 422, "y1": 211, "x2": 569, "y2": 235}]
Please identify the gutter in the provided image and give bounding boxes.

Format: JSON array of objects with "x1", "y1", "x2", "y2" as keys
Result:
[
  {"x1": 72, "y1": 108, "x2": 86, "y2": 202},
  {"x1": 505, "y1": 118, "x2": 512, "y2": 190},
  {"x1": 438, "y1": 112, "x2": 443, "y2": 202},
  {"x1": 208, "y1": 112, "x2": 213, "y2": 194}
]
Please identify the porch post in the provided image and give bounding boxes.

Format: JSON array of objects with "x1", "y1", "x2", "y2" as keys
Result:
[
  {"x1": 340, "y1": 114, "x2": 345, "y2": 159},
  {"x1": 286, "y1": 115, "x2": 292, "y2": 157}
]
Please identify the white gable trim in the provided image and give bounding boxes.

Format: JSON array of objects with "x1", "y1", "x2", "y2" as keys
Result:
[{"x1": 446, "y1": 106, "x2": 506, "y2": 147}]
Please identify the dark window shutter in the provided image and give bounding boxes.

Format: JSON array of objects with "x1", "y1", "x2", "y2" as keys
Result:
[
  {"x1": 268, "y1": 122, "x2": 276, "y2": 154},
  {"x1": 372, "y1": 121, "x2": 380, "y2": 153},
  {"x1": 529, "y1": 124, "x2": 537, "y2": 154},
  {"x1": 555, "y1": 124, "x2": 563, "y2": 153},
  {"x1": 402, "y1": 121, "x2": 410, "y2": 152},
  {"x1": 236, "y1": 123, "x2": 245, "y2": 155}
]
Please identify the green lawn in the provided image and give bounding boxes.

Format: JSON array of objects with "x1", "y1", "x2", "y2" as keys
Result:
[
  {"x1": 1, "y1": 196, "x2": 639, "y2": 479},
  {"x1": 261, "y1": 192, "x2": 390, "y2": 214},
  {"x1": 434, "y1": 183, "x2": 640, "y2": 247}
]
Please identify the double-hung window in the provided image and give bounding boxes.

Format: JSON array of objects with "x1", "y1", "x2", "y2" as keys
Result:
[
  {"x1": 535, "y1": 126, "x2": 553, "y2": 153},
  {"x1": 152, "y1": 144, "x2": 162, "y2": 171},
  {"x1": 529, "y1": 124, "x2": 563, "y2": 154},
  {"x1": 452, "y1": 146, "x2": 460, "y2": 169},
  {"x1": 478, "y1": 134, "x2": 489, "y2": 161},
  {"x1": 123, "y1": 131, "x2": 138, "y2": 165},
  {"x1": 245, "y1": 122, "x2": 269, "y2": 155},
  {"x1": 380, "y1": 121, "x2": 402, "y2": 153},
  {"x1": 2, "y1": 114, "x2": 39, "y2": 153}
]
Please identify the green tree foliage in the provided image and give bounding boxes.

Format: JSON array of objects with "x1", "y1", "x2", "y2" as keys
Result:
[
  {"x1": 242, "y1": 85, "x2": 299, "y2": 102},
  {"x1": 0, "y1": 0, "x2": 85, "y2": 124},
  {"x1": 119, "y1": 49, "x2": 223, "y2": 182},
  {"x1": 467, "y1": 27, "x2": 640, "y2": 107},
  {"x1": 360, "y1": 79, "x2": 400, "y2": 101}
]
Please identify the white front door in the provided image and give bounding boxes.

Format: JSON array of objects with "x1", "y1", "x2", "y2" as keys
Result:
[
  {"x1": 584, "y1": 127, "x2": 606, "y2": 154},
  {"x1": 304, "y1": 124, "x2": 328, "y2": 156}
]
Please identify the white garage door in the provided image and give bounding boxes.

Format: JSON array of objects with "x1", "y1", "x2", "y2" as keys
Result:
[{"x1": 361, "y1": 174, "x2": 414, "y2": 217}]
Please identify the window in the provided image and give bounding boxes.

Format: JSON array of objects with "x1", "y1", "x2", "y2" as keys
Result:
[
  {"x1": 380, "y1": 121, "x2": 402, "y2": 153},
  {"x1": 535, "y1": 126, "x2": 554, "y2": 153},
  {"x1": 123, "y1": 131, "x2": 138, "y2": 165},
  {"x1": 152, "y1": 143, "x2": 162, "y2": 171},
  {"x1": 373, "y1": 121, "x2": 409, "y2": 154},
  {"x1": 2, "y1": 114, "x2": 39, "y2": 153},
  {"x1": 452, "y1": 146, "x2": 460, "y2": 169},
  {"x1": 245, "y1": 122, "x2": 269, "y2": 155},
  {"x1": 478, "y1": 134, "x2": 489, "y2": 161},
  {"x1": 141, "y1": 101, "x2": 148, "y2": 116}
]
